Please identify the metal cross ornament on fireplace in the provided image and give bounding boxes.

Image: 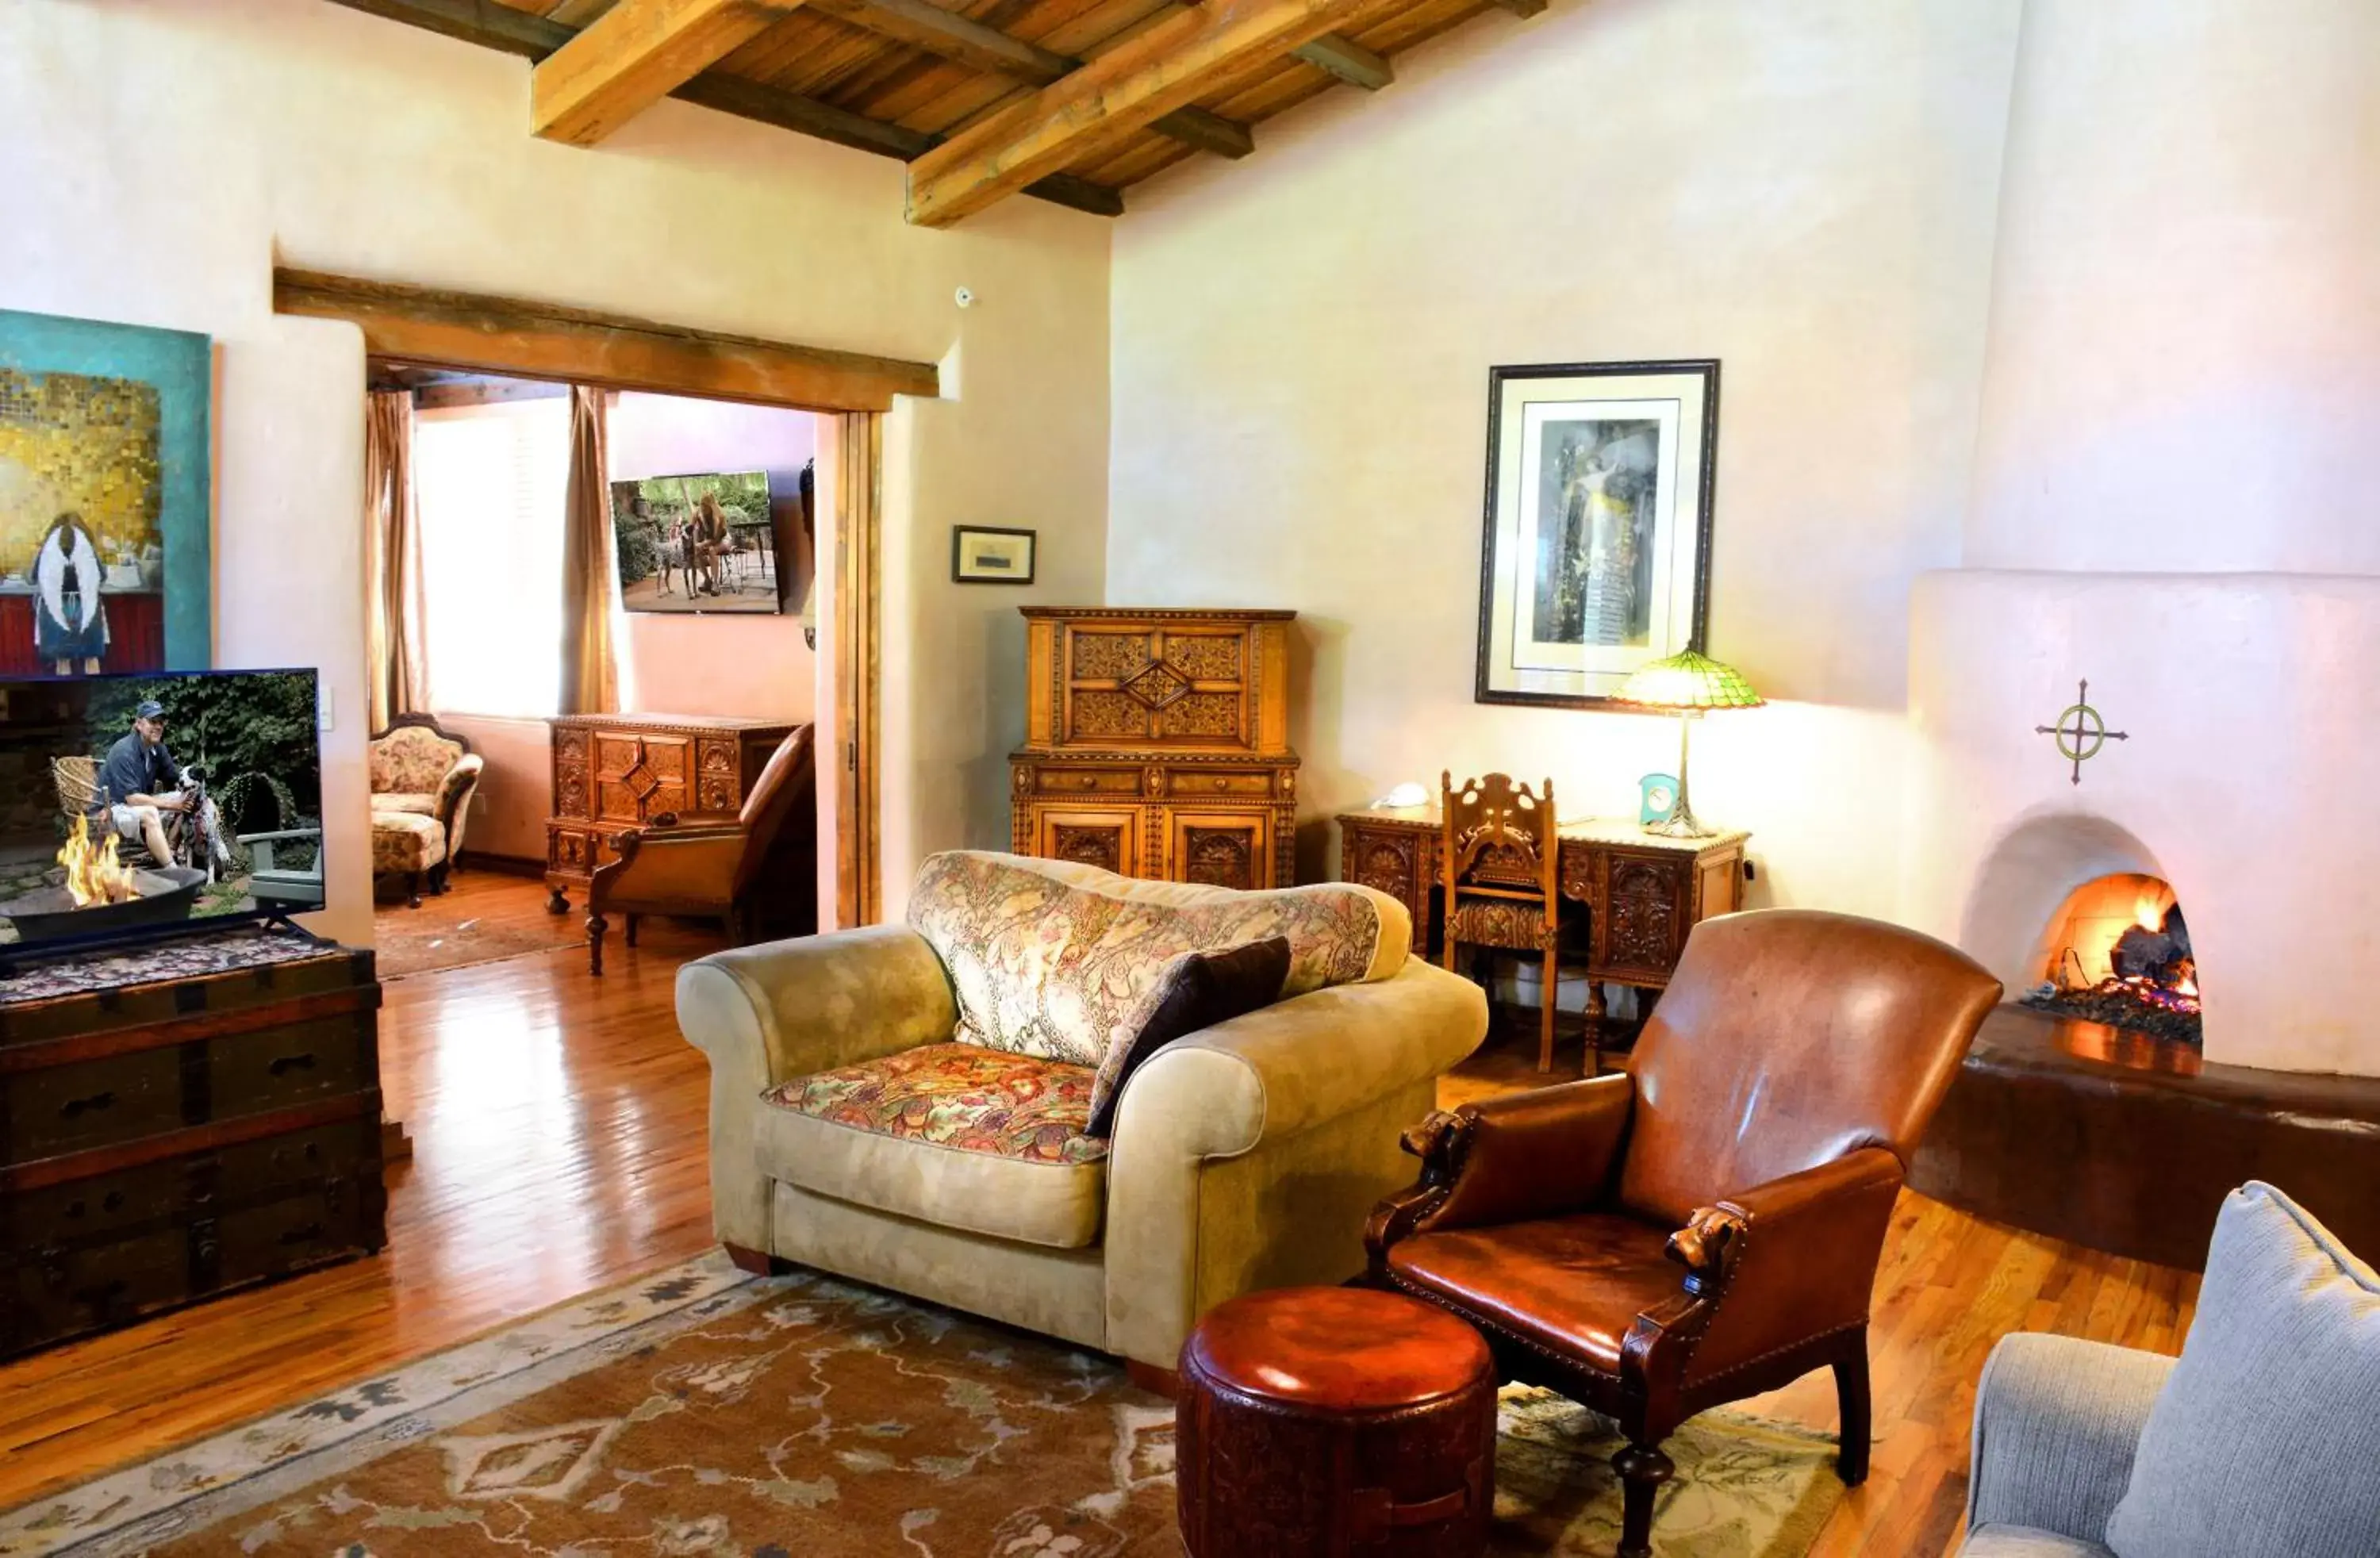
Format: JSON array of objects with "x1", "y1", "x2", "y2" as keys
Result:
[{"x1": 2036, "y1": 678, "x2": 2129, "y2": 785}]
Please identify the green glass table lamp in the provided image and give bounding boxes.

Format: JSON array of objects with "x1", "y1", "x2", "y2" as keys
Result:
[{"x1": 1613, "y1": 649, "x2": 1762, "y2": 838}]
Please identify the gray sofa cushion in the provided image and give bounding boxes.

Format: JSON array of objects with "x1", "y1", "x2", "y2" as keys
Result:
[
  {"x1": 2105, "y1": 1181, "x2": 2380, "y2": 1558},
  {"x1": 1963, "y1": 1526, "x2": 2112, "y2": 1558}
]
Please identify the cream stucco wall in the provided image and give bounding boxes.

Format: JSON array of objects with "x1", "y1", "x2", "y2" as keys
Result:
[
  {"x1": 1107, "y1": 0, "x2": 2022, "y2": 913},
  {"x1": 0, "y1": 0, "x2": 1110, "y2": 943}
]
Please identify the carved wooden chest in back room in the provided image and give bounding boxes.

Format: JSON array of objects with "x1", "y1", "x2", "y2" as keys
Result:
[
  {"x1": 0, "y1": 931, "x2": 386, "y2": 1359},
  {"x1": 1010, "y1": 608, "x2": 1299, "y2": 891}
]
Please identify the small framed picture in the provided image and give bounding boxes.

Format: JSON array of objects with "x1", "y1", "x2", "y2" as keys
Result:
[{"x1": 951, "y1": 525, "x2": 1037, "y2": 585}]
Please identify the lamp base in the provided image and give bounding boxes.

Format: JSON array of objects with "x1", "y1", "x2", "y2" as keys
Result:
[{"x1": 1641, "y1": 803, "x2": 1717, "y2": 839}]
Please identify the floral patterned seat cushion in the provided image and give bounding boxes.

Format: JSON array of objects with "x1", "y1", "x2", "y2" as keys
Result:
[
  {"x1": 376, "y1": 791, "x2": 437, "y2": 815},
  {"x1": 905, "y1": 850, "x2": 1407, "y2": 1073},
  {"x1": 763, "y1": 1043, "x2": 1108, "y2": 1166},
  {"x1": 370, "y1": 809, "x2": 447, "y2": 874}
]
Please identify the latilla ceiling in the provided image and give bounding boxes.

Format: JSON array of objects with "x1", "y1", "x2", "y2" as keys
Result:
[{"x1": 329, "y1": 0, "x2": 1546, "y2": 224}]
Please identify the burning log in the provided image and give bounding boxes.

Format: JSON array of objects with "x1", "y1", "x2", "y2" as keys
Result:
[
  {"x1": 2027, "y1": 900, "x2": 2202, "y2": 1043},
  {"x1": 2111, "y1": 903, "x2": 2192, "y2": 984}
]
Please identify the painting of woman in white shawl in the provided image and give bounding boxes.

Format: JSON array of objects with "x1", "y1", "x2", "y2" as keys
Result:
[{"x1": 33, "y1": 512, "x2": 109, "y2": 674}]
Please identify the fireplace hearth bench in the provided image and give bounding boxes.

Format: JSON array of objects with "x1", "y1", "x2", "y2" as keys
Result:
[{"x1": 1911, "y1": 1004, "x2": 2380, "y2": 1271}]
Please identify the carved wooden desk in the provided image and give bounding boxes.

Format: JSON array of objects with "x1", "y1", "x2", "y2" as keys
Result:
[{"x1": 1337, "y1": 807, "x2": 1749, "y2": 1041}]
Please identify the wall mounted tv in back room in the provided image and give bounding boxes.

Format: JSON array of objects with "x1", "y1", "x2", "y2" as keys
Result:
[
  {"x1": 0, "y1": 669, "x2": 324, "y2": 960},
  {"x1": 610, "y1": 470, "x2": 786, "y2": 616}
]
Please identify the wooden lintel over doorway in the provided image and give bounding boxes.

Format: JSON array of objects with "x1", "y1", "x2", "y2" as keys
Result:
[
  {"x1": 284, "y1": 265, "x2": 896, "y2": 926},
  {"x1": 274, "y1": 267, "x2": 937, "y2": 413}
]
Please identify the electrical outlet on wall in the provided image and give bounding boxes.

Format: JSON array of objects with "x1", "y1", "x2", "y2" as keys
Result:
[{"x1": 318, "y1": 687, "x2": 335, "y2": 733}]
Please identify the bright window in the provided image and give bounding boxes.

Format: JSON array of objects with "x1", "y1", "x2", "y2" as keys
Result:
[{"x1": 413, "y1": 400, "x2": 570, "y2": 719}]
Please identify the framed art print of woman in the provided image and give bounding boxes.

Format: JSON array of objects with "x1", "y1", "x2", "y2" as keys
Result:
[{"x1": 1474, "y1": 359, "x2": 1719, "y2": 708}]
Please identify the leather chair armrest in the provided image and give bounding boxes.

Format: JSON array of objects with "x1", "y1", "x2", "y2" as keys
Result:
[
  {"x1": 1364, "y1": 1072, "x2": 1635, "y2": 1267},
  {"x1": 1621, "y1": 1147, "x2": 1905, "y2": 1424},
  {"x1": 590, "y1": 823, "x2": 745, "y2": 915}
]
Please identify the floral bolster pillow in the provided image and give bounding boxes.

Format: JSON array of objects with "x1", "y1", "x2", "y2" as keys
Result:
[{"x1": 904, "y1": 850, "x2": 1407, "y2": 1069}]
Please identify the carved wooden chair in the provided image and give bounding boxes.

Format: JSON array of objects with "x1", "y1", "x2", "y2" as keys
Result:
[{"x1": 1439, "y1": 771, "x2": 1576, "y2": 1072}]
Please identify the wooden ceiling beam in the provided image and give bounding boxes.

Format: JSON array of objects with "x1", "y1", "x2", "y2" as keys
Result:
[
  {"x1": 276, "y1": 267, "x2": 940, "y2": 411},
  {"x1": 1292, "y1": 32, "x2": 1391, "y2": 89},
  {"x1": 531, "y1": 0, "x2": 812, "y2": 146},
  {"x1": 321, "y1": 0, "x2": 1120, "y2": 215},
  {"x1": 808, "y1": 0, "x2": 1254, "y2": 161},
  {"x1": 905, "y1": 0, "x2": 1377, "y2": 226}
]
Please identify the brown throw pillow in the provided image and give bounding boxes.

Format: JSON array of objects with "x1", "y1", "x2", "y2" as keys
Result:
[{"x1": 1086, "y1": 937, "x2": 1292, "y2": 1138}]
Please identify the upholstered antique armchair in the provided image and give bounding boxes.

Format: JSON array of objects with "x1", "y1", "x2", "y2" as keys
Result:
[
  {"x1": 367, "y1": 715, "x2": 483, "y2": 906},
  {"x1": 1367, "y1": 909, "x2": 2001, "y2": 1558},
  {"x1": 586, "y1": 725, "x2": 814, "y2": 973}
]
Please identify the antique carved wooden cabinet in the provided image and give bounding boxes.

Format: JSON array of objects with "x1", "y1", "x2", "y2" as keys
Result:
[
  {"x1": 544, "y1": 714, "x2": 799, "y2": 912},
  {"x1": 0, "y1": 931, "x2": 386, "y2": 1358},
  {"x1": 1011, "y1": 608, "x2": 1299, "y2": 890}
]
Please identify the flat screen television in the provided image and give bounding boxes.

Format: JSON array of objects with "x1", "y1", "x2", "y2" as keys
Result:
[
  {"x1": 610, "y1": 470, "x2": 785, "y2": 615},
  {"x1": 0, "y1": 668, "x2": 324, "y2": 959}
]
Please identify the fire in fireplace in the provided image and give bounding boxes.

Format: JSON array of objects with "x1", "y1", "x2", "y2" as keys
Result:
[{"x1": 2021, "y1": 873, "x2": 2201, "y2": 1043}]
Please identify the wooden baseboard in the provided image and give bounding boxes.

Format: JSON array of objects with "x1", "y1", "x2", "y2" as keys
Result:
[
  {"x1": 458, "y1": 851, "x2": 547, "y2": 879},
  {"x1": 1124, "y1": 1360, "x2": 1180, "y2": 1400}
]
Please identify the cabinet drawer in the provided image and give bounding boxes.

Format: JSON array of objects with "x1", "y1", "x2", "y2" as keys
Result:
[
  {"x1": 4, "y1": 1047, "x2": 186, "y2": 1165},
  {"x1": 11, "y1": 1226, "x2": 190, "y2": 1349},
  {"x1": 1033, "y1": 766, "x2": 1144, "y2": 796},
  {"x1": 7, "y1": 1155, "x2": 190, "y2": 1245},
  {"x1": 3, "y1": 1119, "x2": 374, "y2": 1253},
  {"x1": 208, "y1": 1019, "x2": 367, "y2": 1118},
  {"x1": 1165, "y1": 769, "x2": 1276, "y2": 799},
  {"x1": 1165, "y1": 809, "x2": 1273, "y2": 892},
  {"x1": 547, "y1": 823, "x2": 631, "y2": 879},
  {"x1": 216, "y1": 1176, "x2": 368, "y2": 1280},
  {"x1": 1033, "y1": 808, "x2": 1142, "y2": 878}
]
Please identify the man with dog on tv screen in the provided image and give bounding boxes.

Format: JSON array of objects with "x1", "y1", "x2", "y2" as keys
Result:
[{"x1": 96, "y1": 698, "x2": 231, "y2": 877}]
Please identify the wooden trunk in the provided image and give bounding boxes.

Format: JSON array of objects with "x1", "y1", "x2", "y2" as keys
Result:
[
  {"x1": 1010, "y1": 608, "x2": 1300, "y2": 890},
  {"x1": 0, "y1": 931, "x2": 385, "y2": 1359},
  {"x1": 543, "y1": 713, "x2": 797, "y2": 907}
]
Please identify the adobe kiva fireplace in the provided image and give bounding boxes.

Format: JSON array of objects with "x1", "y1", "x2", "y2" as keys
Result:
[{"x1": 1898, "y1": 0, "x2": 2380, "y2": 1269}]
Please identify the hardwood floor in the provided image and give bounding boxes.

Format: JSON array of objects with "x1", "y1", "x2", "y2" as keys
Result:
[
  {"x1": 0, "y1": 874, "x2": 728, "y2": 1513},
  {"x1": 0, "y1": 893, "x2": 2200, "y2": 1554}
]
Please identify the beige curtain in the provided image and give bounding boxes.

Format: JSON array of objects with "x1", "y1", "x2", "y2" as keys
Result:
[
  {"x1": 363, "y1": 390, "x2": 428, "y2": 732},
  {"x1": 559, "y1": 385, "x2": 620, "y2": 716}
]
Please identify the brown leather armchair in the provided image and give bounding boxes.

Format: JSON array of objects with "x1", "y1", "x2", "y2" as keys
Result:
[
  {"x1": 586, "y1": 726, "x2": 816, "y2": 974},
  {"x1": 1365, "y1": 908, "x2": 2000, "y2": 1558}
]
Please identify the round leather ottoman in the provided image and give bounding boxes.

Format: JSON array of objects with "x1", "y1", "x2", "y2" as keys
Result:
[{"x1": 1177, "y1": 1286, "x2": 1496, "y2": 1557}]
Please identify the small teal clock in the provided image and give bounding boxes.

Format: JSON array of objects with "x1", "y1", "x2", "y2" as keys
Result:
[{"x1": 1639, "y1": 773, "x2": 1679, "y2": 827}]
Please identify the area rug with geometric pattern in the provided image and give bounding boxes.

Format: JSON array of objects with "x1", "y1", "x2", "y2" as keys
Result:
[{"x1": 0, "y1": 1252, "x2": 1845, "y2": 1557}]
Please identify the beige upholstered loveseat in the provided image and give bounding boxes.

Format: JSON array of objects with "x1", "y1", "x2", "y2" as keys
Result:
[{"x1": 676, "y1": 850, "x2": 1488, "y2": 1370}]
